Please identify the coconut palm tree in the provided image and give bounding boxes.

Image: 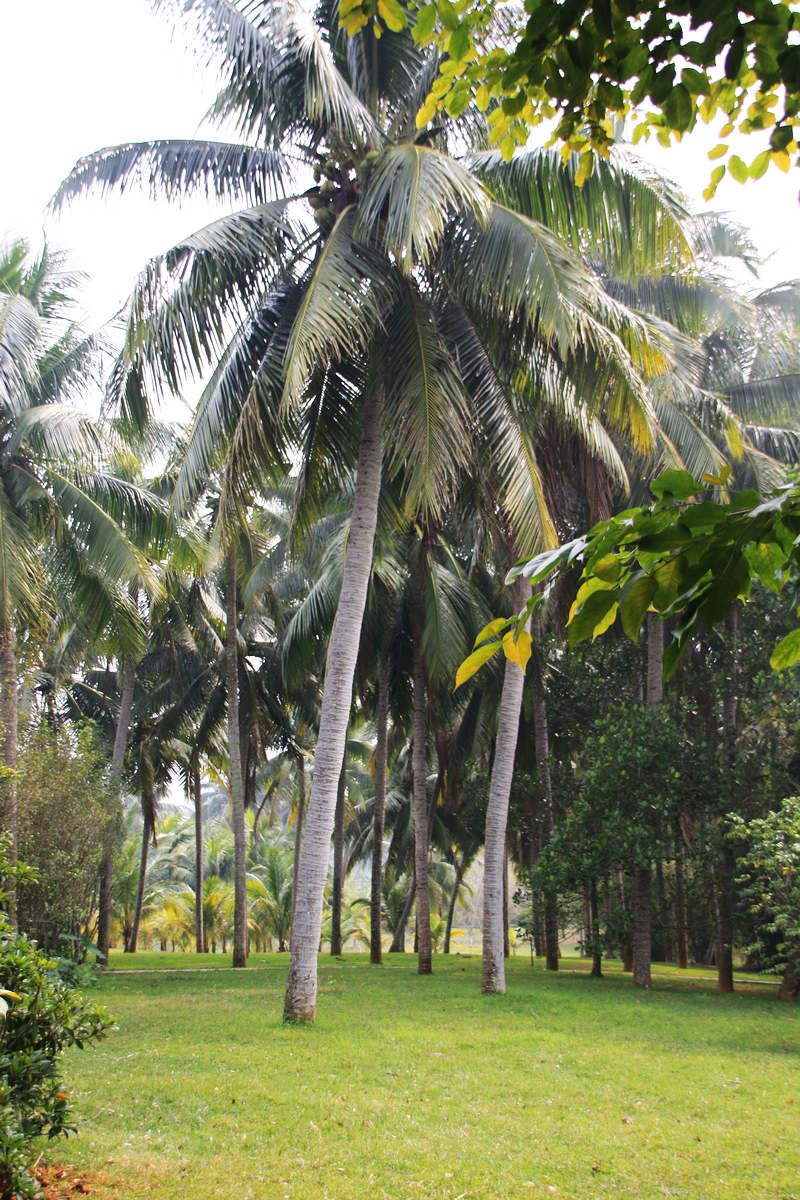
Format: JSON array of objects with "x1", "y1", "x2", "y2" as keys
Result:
[
  {"x1": 55, "y1": 1, "x2": 693, "y2": 1017},
  {"x1": 0, "y1": 241, "x2": 172, "y2": 922}
]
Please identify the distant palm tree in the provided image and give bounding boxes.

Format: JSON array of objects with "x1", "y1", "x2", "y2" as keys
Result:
[{"x1": 0, "y1": 241, "x2": 170, "y2": 920}]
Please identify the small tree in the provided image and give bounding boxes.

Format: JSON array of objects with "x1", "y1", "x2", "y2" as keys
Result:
[
  {"x1": 16, "y1": 724, "x2": 112, "y2": 956},
  {"x1": 731, "y1": 797, "x2": 800, "y2": 1000}
]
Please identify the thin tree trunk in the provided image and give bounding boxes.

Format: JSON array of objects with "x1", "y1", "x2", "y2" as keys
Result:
[
  {"x1": 503, "y1": 844, "x2": 510, "y2": 959},
  {"x1": 290, "y1": 753, "x2": 305, "y2": 942},
  {"x1": 631, "y1": 614, "x2": 662, "y2": 987},
  {"x1": 482, "y1": 581, "x2": 530, "y2": 992},
  {"x1": 632, "y1": 866, "x2": 652, "y2": 987},
  {"x1": 97, "y1": 659, "x2": 136, "y2": 963},
  {"x1": 284, "y1": 383, "x2": 383, "y2": 1020},
  {"x1": 127, "y1": 815, "x2": 151, "y2": 953},
  {"x1": 531, "y1": 625, "x2": 559, "y2": 971},
  {"x1": 370, "y1": 658, "x2": 389, "y2": 965},
  {"x1": 712, "y1": 850, "x2": 735, "y2": 993},
  {"x1": 226, "y1": 547, "x2": 248, "y2": 970},
  {"x1": 193, "y1": 761, "x2": 205, "y2": 953},
  {"x1": 388, "y1": 871, "x2": 414, "y2": 953},
  {"x1": 674, "y1": 829, "x2": 690, "y2": 968},
  {"x1": 646, "y1": 612, "x2": 664, "y2": 707},
  {"x1": 590, "y1": 879, "x2": 602, "y2": 977},
  {"x1": 331, "y1": 765, "x2": 346, "y2": 956},
  {"x1": 443, "y1": 853, "x2": 465, "y2": 954},
  {"x1": 715, "y1": 605, "x2": 739, "y2": 993},
  {"x1": 412, "y1": 624, "x2": 433, "y2": 975},
  {"x1": 482, "y1": 578, "x2": 532, "y2": 984},
  {"x1": 620, "y1": 871, "x2": 634, "y2": 971},
  {"x1": 0, "y1": 603, "x2": 18, "y2": 928}
]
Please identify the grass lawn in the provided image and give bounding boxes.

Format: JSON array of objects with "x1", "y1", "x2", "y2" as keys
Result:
[{"x1": 51, "y1": 953, "x2": 798, "y2": 1200}]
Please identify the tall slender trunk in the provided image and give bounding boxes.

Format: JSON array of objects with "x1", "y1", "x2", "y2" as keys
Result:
[
  {"x1": 712, "y1": 849, "x2": 735, "y2": 993},
  {"x1": 646, "y1": 612, "x2": 664, "y2": 707},
  {"x1": 412, "y1": 624, "x2": 432, "y2": 975},
  {"x1": 503, "y1": 844, "x2": 510, "y2": 959},
  {"x1": 531, "y1": 626, "x2": 558, "y2": 971},
  {"x1": 331, "y1": 765, "x2": 346, "y2": 955},
  {"x1": 482, "y1": 581, "x2": 530, "y2": 992},
  {"x1": 370, "y1": 658, "x2": 389, "y2": 965},
  {"x1": 590, "y1": 879, "x2": 602, "y2": 977},
  {"x1": 674, "y1": 829, "x2": 690, "y2": 969},
  {"x1": 127, "y1": 812, "x2": 151, "y2": 953},
  {"x1": 632, "y1": 866, "x2": 652, "y2": 987},
  {"x1": 620, "y1": 871, "x2": 634, "y2": 971},
  {"x1": 631, "y1": 614, "x2": 662, "y2": 988},
  {"x1": 715, "y1": 605, "x2": 739, "y2": 993},
  {"x1": 388, "y1": 871, "x2": 414, "y2": 953},
  {"x1": 290, "y1": 753, "x2": 305, "y2": 941},
  {"x1": 0, "y1": 603, "x2": 18, "y2": 928},
  {"x1": 443, "y1": 853, "x2": 465, "y2": 954},
  {"x1": 284, "y1": 384, "x2": 384, "y2": 1020},
  {"x1": 98, "y1": 660, "x2": 136, "y2": 962},
  {"x1": 226, "y1": 547, "x2": 248, "y2": 970},
  {"x1": 193, "y1": 761, "x2": 205, "y2": 953}
]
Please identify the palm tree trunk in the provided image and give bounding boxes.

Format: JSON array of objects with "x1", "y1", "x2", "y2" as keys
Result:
[
  {"x1": 330, "y1": 765, "x2": 346, "y2": 955},
  {"x1": 531, "y1": 625, "x2": 559, "y2": 971},
  {"x1": 412, "y1": 625, "x2": 433, "y2": 975},
  {"x1": 98, "y1": 659, "x2": 136, "y2": 963},
  {"x1": 284, "y1": 384, "x2": 384, "y2": 1021},
  {"x1": 226, "y1": 547, "x2": 248, "y2": 970},
  {"x1": 444, "y1": 853, "x2": 465, "y2": 954},
  {"x1": 193, "y1": 761, "x2": 205, "y2": 953},
  {"x1": 370, "y1": 658, "x2": 389, "y2": 965},
  {"x1": 0, "y1": 601, "x2": 18, "y2": 928},
  {"x1": 290, "y1": 753, "x2": 305, "y2": 942},
  {"x1": 503, "y1": 845, "x2": 510, "y2": 959},
  {"x1": 388, "y1": 871, "x2": 415, "y2": 953},
  {"x1": 127, "y1": 814, "x2": 151, "y2": 953},
  {"x1": 482, "y1": 581, "x2": 530, "y2": 993}
]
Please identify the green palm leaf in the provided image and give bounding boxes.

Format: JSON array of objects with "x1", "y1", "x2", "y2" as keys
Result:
[{"x1": 358, "y1": 144, "x2": 490, "y2": 273}]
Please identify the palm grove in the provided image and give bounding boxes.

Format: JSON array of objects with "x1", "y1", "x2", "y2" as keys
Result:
[{"x1": 3, "y1": 0, "x2": 800, "y2": 1021}]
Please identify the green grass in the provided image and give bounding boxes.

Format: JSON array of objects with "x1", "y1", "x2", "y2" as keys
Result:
[{"x1": 54, "y1": 954, "x2": 798, "y2": 1200}]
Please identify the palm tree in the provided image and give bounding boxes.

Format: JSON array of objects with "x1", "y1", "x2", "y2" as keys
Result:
[
  {"x1": 0, "y1": 241, "x2": 171, "y2": 922},
  {"x1": 55, "y1": 1, "x2": 689, "y2": 1018}
]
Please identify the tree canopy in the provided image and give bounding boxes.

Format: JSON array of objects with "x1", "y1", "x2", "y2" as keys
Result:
[{"x1": 349, "y1": 0, "x2": 800, "y2": 195}]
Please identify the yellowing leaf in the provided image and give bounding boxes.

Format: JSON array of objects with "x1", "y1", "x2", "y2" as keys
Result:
[
  {"x1": 343, "y1": 9, "x2": 369, "y2": 34},
  {"x1": 591, "y1": 602, "x2": 618, "y2": 640},
  {"x1": 377, "y1": 0, "x2": 408, "y2": 33},
  {"x1": 503, "y1": 628, "x2": 532, "y2": 672},
  {"x1": 475, "y1": 84, "x2": 490, "y2": 112},
  {"x1": 455, "y1": 640, "x2": 501, "y2": 688},
  {"x1": 708, "y1": 143, "x2": 728, "y2": 160},
  {"x1": 473, "y1": 618, "x2": 507, "y2": 649},
  {"x1": 416, "y1": 99, "x2": 436, "y2": 128}
]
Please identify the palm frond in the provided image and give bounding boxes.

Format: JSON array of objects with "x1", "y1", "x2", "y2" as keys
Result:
[
  {"x1": 358, "y1": 144, "x2": 490, "y2": 273},
  {"x1": 282, "y1": 208, "x2": 395, "y2": 405}
]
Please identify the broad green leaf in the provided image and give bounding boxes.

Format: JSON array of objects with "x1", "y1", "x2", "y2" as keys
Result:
[
  {"x1": 619, "y1": 574, "x2": 656, "y2": 641},
  {"x1": 568, "y1": 587, "x2": 619, "y2": 645},
  {"x1": 568, "y1": 575, "x2": 614, "y2": 624},
  {"x1": 770, "y1": 628, "x2": 800, "y2": 671},
  {"x1": 650, "y1": 469, "x2": 701, "y2": 500},
  {"x1": 377, "y1": 0, "x2": 407, "y2": 32}
]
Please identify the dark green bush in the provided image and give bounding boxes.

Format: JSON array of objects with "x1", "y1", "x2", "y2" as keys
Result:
[{"x1": 0, "y1": 838, "x2": 112, "y2": 1200}]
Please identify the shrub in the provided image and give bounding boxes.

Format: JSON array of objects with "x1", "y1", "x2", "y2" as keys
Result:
[{"x1": 0, "y1": 839, "x2": 112, "y2": 1200}]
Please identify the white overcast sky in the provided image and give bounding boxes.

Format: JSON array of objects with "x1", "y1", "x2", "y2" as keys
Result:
[{"x1": 3, "y1": 0, "x2": 800, "y2": 341}]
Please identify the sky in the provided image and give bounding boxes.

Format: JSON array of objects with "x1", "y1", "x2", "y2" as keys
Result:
[{"x1": 3, "y1": 0, "x2": 800, "y2": 341}]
